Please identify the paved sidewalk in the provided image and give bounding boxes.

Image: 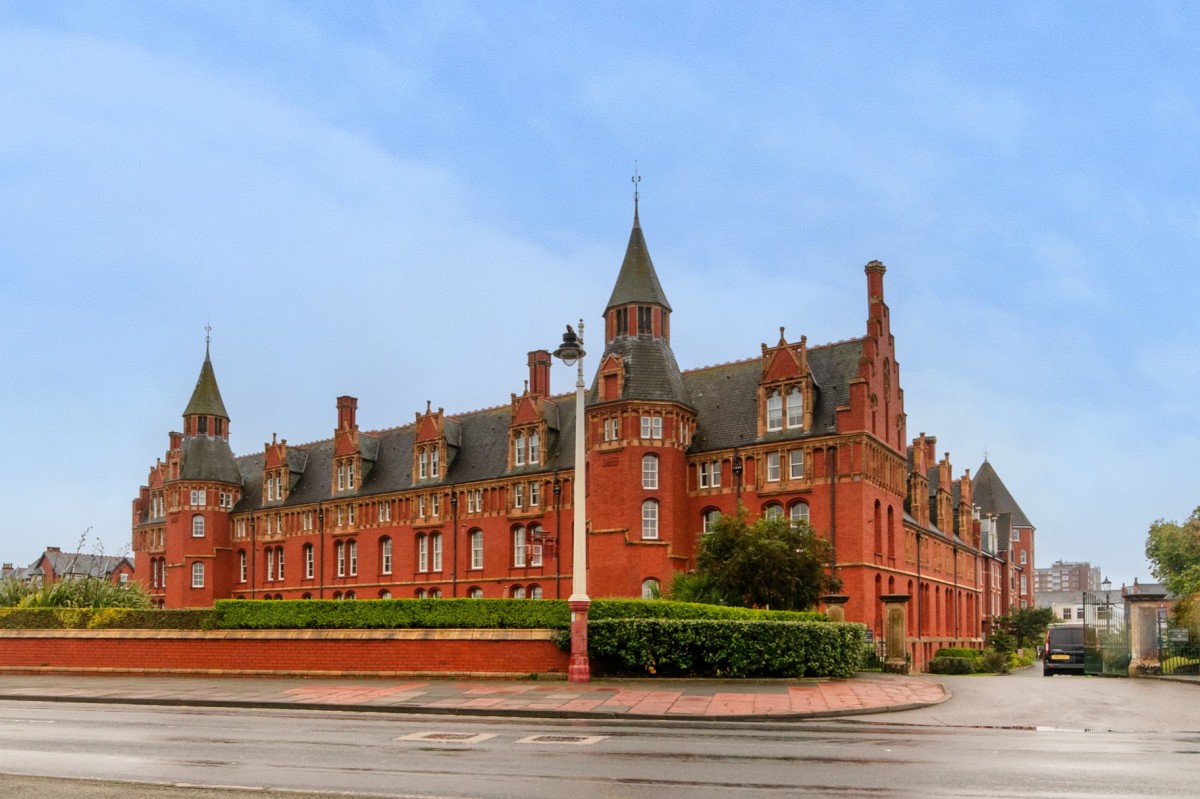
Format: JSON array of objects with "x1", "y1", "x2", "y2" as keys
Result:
[{"x1": 0, "y1": 672, "x2": 947, "y2": 721}]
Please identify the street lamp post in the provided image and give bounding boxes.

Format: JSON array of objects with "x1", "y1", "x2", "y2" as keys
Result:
[
  {"x1": 1102, "y1": 576, "x2": 1112, "y2": 636},
  {"x1": 553, "y1": 321, "x2": 590, "y2": 683}
]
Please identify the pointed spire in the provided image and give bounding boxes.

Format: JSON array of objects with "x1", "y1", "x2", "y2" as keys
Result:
[
  {"x1": 183, "y1": 336, "x2": 229, "y2": 419},
  {"x1": 605, "y1": 173, "x2": 671, "y2": 312}
]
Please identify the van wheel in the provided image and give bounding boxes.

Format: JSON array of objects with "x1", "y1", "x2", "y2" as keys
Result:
[{"x1": 1043, "y1": 669, "x2": 1054, "y2": 677}]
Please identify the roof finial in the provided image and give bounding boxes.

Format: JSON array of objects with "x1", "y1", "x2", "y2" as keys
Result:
[
  {"x1": 632, "y1": 163, "x2": 641, "y2": 226},
  {"x1": 204, "y1": 320, "x2": 212, "y2": 358}
]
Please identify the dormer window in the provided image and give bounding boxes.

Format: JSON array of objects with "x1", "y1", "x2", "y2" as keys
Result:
[
  {"x1": 418, "y1": 450, "x2": 428, "y2": 479},
  {"x1": 514, "y1": 432, "x2": 526, "y2": 466},
  {"x1": 528, "y1": 432, "x2": 539, "y2": 465},
  {"x1": 767, "y1": 392, "x2": 783, "y2": 431},
  {"x1": 336, "y1": 463, "x2": 346, "y2": 491},
  {"x1": 430, "y1": 447, "x2": 440, "y2": 477},
  {"x1": 787, "y1": 387, "x2": 804, "y2": 429}
]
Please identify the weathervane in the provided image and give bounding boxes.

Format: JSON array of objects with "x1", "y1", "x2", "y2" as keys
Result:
[{"x1": 632, "y1": 163, "x2": 640, "y2": 212}]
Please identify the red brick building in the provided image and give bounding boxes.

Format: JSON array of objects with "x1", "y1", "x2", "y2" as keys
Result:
[{"x1": 132, "y1": 202, "x2": 1031, "y2": 665}]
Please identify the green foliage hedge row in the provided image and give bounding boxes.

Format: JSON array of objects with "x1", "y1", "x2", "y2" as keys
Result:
[
  {"x1": 587, "y1": 619, "x2": 863, "y2": 678},
  {"x1": 928, "y1": 656, "x2": 977, "y2": 674},
  {"x1": 590, "y1": 599, "x2": 825, "y2": 623},
  {"x1": 934, "y1": 647, "x2": 982, "y2": 659},
  {"x1": 211, "y1": 599, "x2": 570, "y2": 629},
  {"x1": 0, "y1": 608, "x2": 214, "y2": 629}
]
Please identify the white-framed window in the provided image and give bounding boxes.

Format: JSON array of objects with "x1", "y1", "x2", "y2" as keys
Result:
[
  {"x1": 604, "y1": 417, "x2": 618, "y2": 441},
  {"x1": 514, "y1": 483, "x2": 524, "y2": 508},
  {"x1": 643, "y1": 454, "x2": 659, "y2": 489},
  {"x1": 1062, "y1": 607, "x2": 1073, "y2": 620},
  {"x1": 514, "y1": 432, "x2": 526, "y2": 466},
  {"x1": 530, "y1": 481, "x2": 540, "y2": 506},
  {"x1": 304, "y1": 544, "x2": 314, "y2": 579},
  {"x1": 191, "y1": 514, "x2": 205, "y2": 537},
  {"x1": 347, "y1": 461, "x2": 354, "y2": 489},
  {"x1": 337, "y1": 462, "x2": 346, "y2": 491},
  {"x1": 529, "y1": 525, "x2": 543, "y2": 566},
  {"x1": 511, "y1": 585, "x2": 526, "y2": 599},
  {"x1": 191, "y1": 561, "x2": 205, "y2": 588},
  {"x1": 529, "y1": 432, "x2": 539, "y2": 465},
  {"x1": 378, "y1": 501, "x2": 390, "y2": 523},
  {"x1": 348, "y1": 504, "x2": 356, "y2": 525},
  {"x1": 468, "y1": 586, "x2": 483, "y2": 599},
  {"x1": 429, "y1": 588, "x2": 442, "y2": 599},
  {"x1": 432, "y1": 494, "x2": 439, "y2": 517},
  {"x1": 642, "y1": 578, "x2": 659, "y2": 599},
  {"x1": 190, "y1": 489, "x2": 206, "y2": 506},
  {"x1": 1012, "y1": 529, "x2": 1021, "y2": 542},
  {"x1": 238, "y1": 550, "x2": 247, "y2": 583},
  {"x1": 642, "y1": 499, "x2": 659, "y2": 539},
  {"x1": 266, "y1": 548, "x2": 275, "y2": 581},
  {"x1": 1020, "y1": 574, "x2": 1027, "y2": 594},
  {"x1": 336, "y1": 506, "x2": 345, "y2": 527},
  {"x1": 430, "y1": 447, "x2": 439, "y2": 477},
  {"x1": 766, "y1": 452, "x2": 781, "y2": 482},
  {"x1": 640, "y1": 414, "x2": 663, "y2": 440},
  {"x1": 789, "y1": 502, "x2": 810, "y2": 526},
  {"x1": 432, "y1": 533, "x2": 443, "y2": 571},
  {"x1": 276, "y1": 547, "x2": 284, "y2": 581},
  {"x1": 418, "y1": 450, "x2": 428, "y2": 479},
  {"x1": 414, "y1": 588, "x2": 426, "y2": 599},
  {"x1": 789, "y1": 449, "x2": 804, "y2": 480},
  {"x1": 767, "y1": 392, "x2": 783, "y2": 431},
  {"x1": 530, "y1": 585, "x2": 543, "y2": 599},
  {"x1": 417, "y1": 534, "x2": 429, "y2": 572},
  {"x1": 703, "y1": 509, "x2": 721, "y2": 534},
  {"x1": 470, "y1": 530, "x2": 483, "y2": 569},
  {"x1": 336, "y1": 541, "x2": 346, "y2": 577},
  {"x1": 418, "y1": 496, "x2": 426, "y2": 518},
  {"x1": 348, "y1": 540, "x2": 357, "y2": 576},
  {"x1": 763, "y1": 503, "x2": 784, "y2": 521},
  {"x1": 302, "y1": 511, "x2": 314, "y2": 531},
  {"x1": 699, "y1": 461, "x2": 721, "y2": 488},
  {"x1": 380, "y1": 590, "x2": 392, "y2": 599},
  {"x1": 1020, "y1": 550, "x2": 1027, "y2": 565},
  {"x1": 381, "y1": 537, "x2": 393, "y2": 574},
  {"x1": 787, "y1": 386, "x2": 804, "y2": 429},
  {"x1": 513, "y1": 526, "x2": 527, "y2": 567}
]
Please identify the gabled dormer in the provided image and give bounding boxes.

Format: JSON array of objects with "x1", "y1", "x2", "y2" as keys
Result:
[
  {"x1": 262, "y1": 433, "x2": 308, "y2": 504},
  {"x1": 413, "y1": 401, "x2": 460, "y2": 483},
  {"x1": 509, "y1": 387, "x2": 548, "y2": 472},
  {"x1": 332, "y1": 396, "x2": 378, "y2": 495},
  {"x1": 757, "y1": 329, "x2": 815, "y2": 438}
]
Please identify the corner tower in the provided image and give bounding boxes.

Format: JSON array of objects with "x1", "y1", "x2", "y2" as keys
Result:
[{"x1": 586, "y1": 189, "x2": 697, "y2": 596}]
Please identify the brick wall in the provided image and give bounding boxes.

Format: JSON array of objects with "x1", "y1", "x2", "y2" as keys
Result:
[{"x1": 0, "y1": 629, "x2": 568, "y2": 678}]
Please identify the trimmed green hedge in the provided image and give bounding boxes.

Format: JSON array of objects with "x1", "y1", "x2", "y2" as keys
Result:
[
  {"x1": 934, "y1": 647, "x2": 982, "y2": 659},
  {"x1": 211, "y1": 599, "x2": 570, "y2": 629},
  {"x1": 590, "y1": 599, "x2": 825, "y2": 623},
  {"x1": 0, "y1": 608, "x2": 214, "y2": 629},
  {"x1": 928, "y1": 656, "x2": 976, "y2": 674},
  {"x1": 587, "y1": 619, "x2": 863, "y2": 678}
]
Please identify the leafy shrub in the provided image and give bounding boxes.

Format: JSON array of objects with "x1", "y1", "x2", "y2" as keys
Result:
[
  {"x1": 586, "y1": 619, "x2": 863, "y2": 678},
  {"x1": 0, "y1": 608, "x2": 214, "y2": 629},
  {"x1": 0, "y1": 577, "x2": 151, "y2": 609},
  {"x1": 211, "y1": 598, "x2": 571, "y2": 630},
  {"x1": 928, "y1": 656, "x2": 975, "y2": 674},
  {"x1": 979, "y1": 649, "x2": 1009, "y2": 673},
  {"x1": 590, "y1": 599, "x2": 825, "y2": 623}
]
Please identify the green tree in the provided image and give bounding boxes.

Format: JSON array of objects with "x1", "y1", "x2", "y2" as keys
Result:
[
  {"x1": 683, "y1": 507, "x2": 839, "y2": 611},
  {"x1": 1145, "y1": 507, "x2": 1200, "y2": 600},
  {"x1": 1006, "y1": 606, "x2": 1054, "y2": 649}
]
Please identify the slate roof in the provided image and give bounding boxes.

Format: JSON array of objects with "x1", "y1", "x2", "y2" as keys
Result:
[
  {"x1": 31, "y1": 550, "x2": 131, "y2": 580},
  {"x1": 180, "y1": 436, "x2": 243, "y2": 485},
  {"x1": 605, "y1": 208, "x2": 672, "y2": 312},
  {"x1": 183, "y1": 348, "x2": 229, "y2": 419},
  {"x1": 972, "y1": 460, "x2": 1033, "y2": 528},
  {"x1": 591, "y1": 336, "x2": 692, "y2": 408}
]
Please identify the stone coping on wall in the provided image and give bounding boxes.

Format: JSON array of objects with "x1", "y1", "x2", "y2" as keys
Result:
[{"x1": 0, "y1": 628, "x2": 559, "y2": 641}]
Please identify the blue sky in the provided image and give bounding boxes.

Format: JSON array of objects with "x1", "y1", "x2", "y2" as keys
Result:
[{"x1": 2, "y1": 2, "x2": 1197, "y2": 588}]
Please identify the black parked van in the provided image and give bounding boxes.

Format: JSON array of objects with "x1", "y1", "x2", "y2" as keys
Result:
[{"x1": 1043, "y1": 625, "x2": 1086, "y2": 676}]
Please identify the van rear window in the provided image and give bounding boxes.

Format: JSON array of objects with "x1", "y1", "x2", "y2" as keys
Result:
[{"x1": 1050, "y1": 627, "x2": 1084, "y2": 646}]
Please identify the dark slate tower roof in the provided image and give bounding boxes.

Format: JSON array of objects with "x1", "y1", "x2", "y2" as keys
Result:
[
  {"x1": 605, "y1": 204, "x2": 672, "y2": 312},
  {"x1": 183, "y1": 344, "x2": 230, "y2": 419},
  {"x1": 972, "y1": 459, "x2": 1033, "y2": 528}
]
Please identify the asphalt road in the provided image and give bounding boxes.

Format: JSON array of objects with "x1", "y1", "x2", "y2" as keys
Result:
[{"x1": 1, "y1": 669, "x2": 1197, "y2": 798}]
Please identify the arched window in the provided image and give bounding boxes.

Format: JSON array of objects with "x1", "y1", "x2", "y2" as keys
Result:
[
  {"x1": 379, "y1": 590, "x2": 392, "y2": 599},
  {"x1": 873, "y1": 500, "x2": 883, "y2": 554},
  {"x1": 766, "y1": 392, "x2": 783, "y2": 431},
  {"x1": 380, "y1": 537, "x2": 392, "y2": 574},
  {"x1": 266, "y1": 548, "x2": 275, "y2": 581},
  {"x1": 347, "y1": 539, "x2": 358, "y2": 576},
  {"x1": 335, "y1": 540, "x2": 346, "y2": 576},
  {"x1": 789, "y1": 502, "x2": 810, "y2": 525},
  {"x1": 416, "y1": 533, "x2": 428, "y2": 572},
  {"x1": 429, "y1": 587, "x2": 442, "y2": 598},
  {"x1": 191, "y1": 514, "x2": 205, "y2": 538},
  {"x1": 238, "y1": 550, "x2": 247, "y2": 583},
  {"x1": 511, "y1": 585, "x2": 526, "y2": 599},
  {"x1": 468, "y1": 586, "x2": 483, "y2": 599},
  {"x1": 787, "y1": 386, "x2": 804, "y2": 429},
  {"x1": 303, "y1": 543, "x2": 314, "y2": 579},
  {"x1": 641, "y1": 500, "x2": 659, "y2": 539},
  {"x1": 302, "y1": 592, "x2": 313, "y2": 599},
  {"x1": 414, "y1": 588, "x2": 426, "y2": 599},
  {"x1": 703, "y1": 509, "x2": 722, "y2": 534},
  {"x1": 151, "y1": 558, "x2": 159, "y2": 588},
  {"x1": 529, "y1": 584, "x2": 543, "y2": 599},
  {"x1": 642, "y1": 578, "x2": 660, "y2": 599},
  {"x1": 514, "y1": 432, "x2": 526, "y2": 466},
  {"x1": 470, "y1": 529, "x2": 484, "y2": 569},
  {"x1": 345, "y1": 591, "x2": 356, "y2": 600},
  {"x1": 333, "y1": 591, "x2": 343, "y2": 600},
  {"x1": 528, "y1": 432, "x2": 540, "y2": 465},
  {"x1": 528, "y1": 525, "x2": 543, "y2": 566},
  {"x1": 431, "y1": 532, "x2": 443, "y2": 571},
  {"x1": 763, "y1": 502, "x2": 784, "y2": 521},
  {"x1": 513, "y1": 526, "x2": 527, "y2": 567},
  {"x1": 642, "y1": 454, "x2": 659, "y2": 489},
  {"x1": 276, "y1": 546, "x2": 284, "y2": 581},
  {"x1": 191, "y1": 561, "x2": 205, "y2": 588}
]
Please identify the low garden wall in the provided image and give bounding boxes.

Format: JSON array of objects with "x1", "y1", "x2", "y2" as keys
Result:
[{"x1": 0, "y1": 628, "x2": 567, "y2": 678}]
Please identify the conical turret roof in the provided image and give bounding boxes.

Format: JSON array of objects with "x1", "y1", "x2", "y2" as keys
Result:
[
  {"x1": 183, "y1": 345, "x2": 229, "y2": 419},
  {"x1": 972, "y1": 460, "x2": 1033, "y2": 528},
  {"x1": 605, "y1": 206, "x2": 672, "y2": 312}
]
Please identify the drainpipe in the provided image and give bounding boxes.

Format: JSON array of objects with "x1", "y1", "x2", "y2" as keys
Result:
[
  {"x1": 451, "y1": 490, "x2": 459, "y2": 598},
  {"x1": 249, "y1": 513, "x2": 257, "y2": 599},
  {"x1": 553, "y1": 472, "x2": 562, "y2": 599},
  {"x1": 317, "y1": 504, "x2": 325, "y2": 599}
]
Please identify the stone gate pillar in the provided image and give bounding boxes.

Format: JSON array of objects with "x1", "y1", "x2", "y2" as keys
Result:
[
  {"x1": 822, "y1": 594, "x2": 850, "y2": 623},
  {"x1": 1127, "y1": 589, "x2": 1168, "y2": 676},
  {"x1": 881, "y1": 593, "x2": 912, "y2": 674}
]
